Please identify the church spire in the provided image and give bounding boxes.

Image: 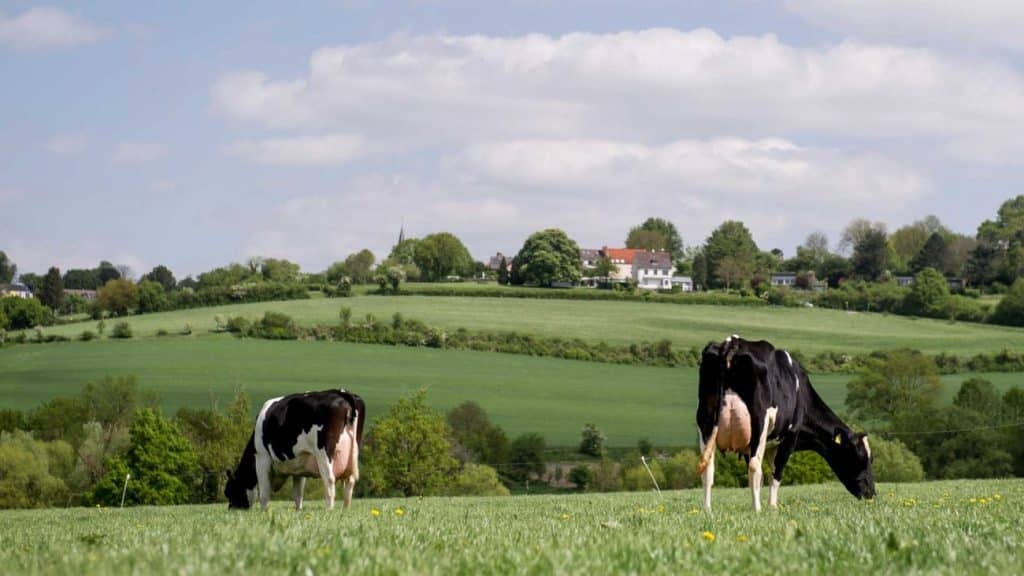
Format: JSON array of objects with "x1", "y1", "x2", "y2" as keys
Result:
[{"x1": 397, "y1": 217, "x2": 405, "y2": 245}]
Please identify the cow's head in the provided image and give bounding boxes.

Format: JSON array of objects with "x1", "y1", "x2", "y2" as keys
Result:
[
  {"x1": 829, "y1": 428, "x2": 876, "y2": 500},
  {"x1": 224, "y1": 470, "x2": 252, "y2": 509}
]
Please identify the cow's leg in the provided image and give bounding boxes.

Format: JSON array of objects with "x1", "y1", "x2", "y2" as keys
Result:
[
  {"x1": 292, "y1": 477, "x2": 306, "y2": 511},
  {"x1": 747, "y1": 407, "x2": 777, "y2": 513},
  {"x1": 341, "y1": 437, "x2": 359, "y2": 510},
  {"x1": 313, "y1": 449, "x2": 336, "y2": 510},
  {"x1": 255, "y1": 453, "x2": 273, "y2": 510},
  {"x1": 770, "y1": 434, "x2": 797, "y2": 509},
  {"x1": 341, "y1": 476, "x2": 356, "y2": 510},
  {"x1": 698, "y1": 425, "x2": 715, "y2": 512}
]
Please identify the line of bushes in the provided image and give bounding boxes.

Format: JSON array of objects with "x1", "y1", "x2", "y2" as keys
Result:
[{"x1": 219, "y1": 309, "x2": 1024, "y2": 375}]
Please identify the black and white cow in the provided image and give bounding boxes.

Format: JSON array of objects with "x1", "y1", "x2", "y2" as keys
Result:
[
  {"x1": 225, "y1": 389, "x2": 365, "y2": 510},
  {"x1": 696, "y1": 336, "x2": 874, "y2": 512}
]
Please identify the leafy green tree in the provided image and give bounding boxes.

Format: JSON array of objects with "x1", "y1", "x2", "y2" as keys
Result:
[
  {"x1": 506, "y1": 433, "x2": 547, "y2": 482},
  {"x1": 37, "y1": 267, "x2": 64, "y2": 311},
  {"x1": 97, "y1": 279, "x2": 139, "y2": 316},
  {"x1": 584, "y1": 256, "x2": 618, "y2": 279},
  {"x1": 63, "y1": 268, "x2": 99, "y2": 290},
  {"x1": 447, "y1": 401, "x2": 509, "y2": 468},
  {"x1": 661, "y1": 449, "x2": 700, "y2": 489},
  {"x1": 389, "y1": 238, "x2": 420, "y2": 265},
  {"x1": 990, "y1": 278, "x2": 1024, "y2": 327},
  {"x1": 578, "y1": 423, "x2": 605, "y2": 457},
  {"x1": 446, "y1": 464, "x2": 510, "y2": 497},
  {"x1": 817, "y1": 253, "x2": 851, "y2": 287},
  {"x1": 342, "y1": 249, "x2": 376, "y2": 284},
  {"x1": 136, "y1": 280, "x2": 168, "y2": 313},
  {"x1": 142, "y1": 265, "x2": 176, "y2": 292},
  {"x1": 414, "y1": 233, "x2": 474, "y2": 281},
  {"x1": 691, "y1": 249, "x2": 708, "y2": 289},
  {"x1": 910, "y1": 232, "x2": 951, "y2": 274},
  {"x1": 714, "y1": 255, "x2": 750, "y2": 289},
  {"x1": 513, "y1": 229, "x2": 582, "y2": 287},
  {"x1": 568, "y1": 464, "x2": 593, "y2": 491},
  {"x1": 839, "y1": 219, "x2": 885, "y2": 255},
  {"x1": 625, "y1": 218, "x2": 684, "y2": 258},
  {"x1": 363, "y1": 390, "x2": 458, "y2": 497},
  {"x1": 870, "y1": 437, "x2": 924, "y2": 482},
  {"x1": 0, "y1": 431, "x2": 73, "y2": 508},
  {"x1": 259, "y1": 258, "x2": 301, "y2": 283},
  {"x1": 846, "y1": 350, "x2": 942, "y2": 428},
  {"x1": 851, "y1": 227, "x2": 889, "y2": 281},
  {"x1": 90, "y1": 409, "x2": 202, "y2": 506},
  {"x1": 970, "y1": 195, "x2": 1024, "y2": 286},
  {"x1": 703, "y1": 221, "x2": 759, "y2": 289},
  {"x1": 902, "y1": 268, "x2": 951, "y2": 318},
  {"x1": 175, "y1": 391, "x2": 251, "y2": 502},
  {"x1": 496, "y1": 256, "x2": 509, "y2": 285},
  {"x1": 97, "y1": 262, "x2": 121, "y2": 286},
  {"x1": 0, "y1": 251, "x2": 15, "y2": 284},
  {"x1": 1, "y1": 296, "x2": 48, "y2": 329}
]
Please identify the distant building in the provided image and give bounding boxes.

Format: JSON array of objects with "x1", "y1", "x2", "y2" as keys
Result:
[
  {"x1": 65, "y1": 289, "x2": 97, "y2": 301},
  {"x1": 895, "y1": 276, "x2": 914, "y2": 288},
  {"x1": 1, "y1": 283, "x2": 33, "y2": 299},
  {"x1": 893, "y1": 276, "x2": 966, "y2": 291},
  {"x1": 771, "y1": 272, "x2": 797, "y2": 287},
  {"x1": 671, "y1": 276, "x2": 694, "y2": 292},
  {"x1": 486, "y1": 252, "x2": 511, "y2": 271},
  {"x1": 633, "y1": 251, "x2": 673, "y2": 290}
]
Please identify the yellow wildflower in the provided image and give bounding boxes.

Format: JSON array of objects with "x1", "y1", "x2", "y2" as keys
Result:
[
  {"x1": 395, "y1": 508, "x2": 405, "y2": 516},
  {"x1": 371, "y1": 508, "x2": 381, "y2": 517},
  {"x1": 736, "y1": 535, "x2": 748, "y2": 543},
  {"x1": 560, "y1": 513, "x2": 570, "y2": 520},
  {"x1": 701, "y1": 531, "x2": 716, "y2": 543}
]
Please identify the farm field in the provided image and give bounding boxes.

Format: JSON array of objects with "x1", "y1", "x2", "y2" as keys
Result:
[
  {"x1": 2, "y1": 339, "x2": 1019, "y2": 447},
  {"x1": 0, "y1": 479, "x2": 1019, "y2": 575},
  {"x1": 30, "y1": 293, "x2": 1024, "y2": 356}
]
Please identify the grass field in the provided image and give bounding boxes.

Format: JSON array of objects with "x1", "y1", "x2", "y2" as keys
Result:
[
  {"x1": 0, "y1": 479, "x2": 1018, "y2": 575},
  {"x1": 2, "y1": 339, "x2": 1020, "y2": 447},
  {"x1": 31, "y1": 293, "x2": 1024, "y2": 356}
]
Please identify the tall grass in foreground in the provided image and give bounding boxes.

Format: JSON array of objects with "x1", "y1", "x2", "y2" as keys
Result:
[{"x1": 0, "y1": 479, "x2": 1019, "y2": 575}]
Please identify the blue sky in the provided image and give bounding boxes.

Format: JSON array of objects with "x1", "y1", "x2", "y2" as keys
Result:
[{"x1": 2, "y1": 1, "x2": 1023, "y2": 278}]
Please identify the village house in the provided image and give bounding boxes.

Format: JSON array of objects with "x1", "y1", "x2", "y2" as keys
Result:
[
  {"x1": 770, "y1": 272, "x2": 797, "y2": 287},
  {"x1": 580, "y1": 247, "x2": 675, "y2": 289},
  {"x1": 1, "y1": 283, "x2": 33, "y2": 299}
]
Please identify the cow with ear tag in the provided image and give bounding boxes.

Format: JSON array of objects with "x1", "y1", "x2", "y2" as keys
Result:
[{"x1": 696, "y1": 336, "x2": 874, "y2": 512}]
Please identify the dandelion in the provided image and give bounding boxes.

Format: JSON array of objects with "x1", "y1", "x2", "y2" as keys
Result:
[
  {"x1": 656, "y1": 505, "x2": 666, "y2": 513},
  {"x1": 701, "y1": 531, "x2": 716, "y2": 543},
  {"x1": 736, "y1": 535, "x2": 748, "y2": 543},
  {"x1": 560, "y1": 513, "x2": 570, "y2": 520},
  {"x1": 687, "y1": 508, "x2": 700, "y2": 516},
  {"x1": 371, "y1": 509, "x2": 381, "y2": 517},
  {"x1": 993, "y1": 494, "x2": 1002, "y2": 501},
  {"x1": 395, "y1": 508, "x2": 405, "y2": 516}
]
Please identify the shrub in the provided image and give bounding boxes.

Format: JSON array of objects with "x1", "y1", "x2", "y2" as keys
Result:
[
  {"x1": 578, "y1": 423, "x2": 605, "y2": 457},
  {"x1": 990, "y1": 278, "x2": 1024, "y2": 327},
  {"x1": 661, "y1": 449, "x2": 701, "y2": 489},
  {"x1": 1, "y1": 296, "x2": 49, "y2": 330},
  {"x1": 155, "y1": 329, "x2": 169, "y2": 337},
  {"x1": 111, "y1": 321, "x2": 133, "y2": 339},
  {"x1": 225, "y1": 316, "x2": 250, "y2": 334},
  {"x1": 446, "y1": 464, "x2": 510, "y2": 497},
  {"x1": 79, "y1": 330, "x2": 96, "y2": 341},
  {"x1": 506, "y1": 433, "x2": 547, "y2": 482},
  {"x1": 251, "y1": 312, "x2": 298, "y2": 340},
  {"x1": 0, "y1": 431, "x2": 73, "y2": 508},
  {"x1": 568, "y1": 465, "x2": 593, "y2": 491},
  {"x1": 772, "y1": 451, "x2": 834, "y2": 484},
  {"x1": 588, "y1": 458, "x2": 621, "y2": 492},
  {"x1": 870, "y1": 437, "x2": 925, "y2": 482},
  {"x1": 621, "y1": 459, "x2": 665, "y2": 492},
  {"x1": 902, "y1": 268, "x2": 951, "y2": 319}
]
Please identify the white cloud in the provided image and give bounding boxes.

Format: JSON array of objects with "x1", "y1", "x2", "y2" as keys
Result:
[
  {"x1": 244, "y1": 137, "x2": 927, "y2": 269},
  {"x1": 226, "y1": 133, "x2": 365, "y2": 166},
  {"x1": 44, "y1": 133, "x2": 87, "y2": 155},
  {"x1": 211, "y1": 29, "x2": 1024, "y2": 164},
  {"x1": 0, "y1": 7, "x2": 108, "y2": 50},
  {"x1": 785, "y1": 0, "x2": 1024, "y2": 53},
  {"x1": 114, "y1": 140, "x2": 166, "y2": 164}
]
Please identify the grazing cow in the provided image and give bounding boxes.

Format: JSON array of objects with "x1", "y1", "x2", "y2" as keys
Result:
[
  {"x1": 225, "y1": 389, "x2": 365, "y2": 510},
  {"x1": 696, "y1": 336, "x2": 874, "y2": 512}
]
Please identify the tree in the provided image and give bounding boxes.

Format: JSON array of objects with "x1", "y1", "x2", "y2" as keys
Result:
[
  {"x1": 389, "y1": 238, "x2": 420, "y2": 266},
  {"x1": 714, "y1": 256, "x2": 751, "y2": 290},
  {"x1": 902, "y1": 268, "x2": 951, "y2": 318},
  {"x1": 142, "y1": 266, "x2": 176, "y2": 292},
  {"x1": 890, "y1": 215, "x2": 949, "y2": 264},
  {"x1": 175, "y1": 391, "x2": 251, "y2": 502},
  {"x1": 259, "y1": 258, "x2": 300, "y2": 283},
  {"x1": 373, "y1": 265, "x2": 405, "y2": 294},
  {"x1": 625, "y1": 218, "x2": 684, "y2": 259},
  {"x1": 584, "y1": 256, "x2": 618, "y2": 279},
  {"x1": 703, "y1": 221, "x2": 759, "y2": 289},
  {"x1": 910, "y1": 232, "x2": 951, "y2": 274},
  {"x1": 990, "y1": 278, "x2": 1024, "y2": 327},
  {"x1": 17, "y1": 272, "x2": 42, "y2": 292},
  {"x1": 446, "y1": 464, "x2": 510, "y2": 497},
  {"x1": 971, "y1": 195, "x2": 1024, "y2": 287},
  {"x1": 446, "y1": 402, "x2": 509, "y2": 467},
  {"x1": 513, "y1": 229, "x2": 582, "y2": 287},
  {"x1": 362, "y1": 390, "x2": 458, "y2": 497},
  {"x1": 578, "y1": 423, "x2": 605, "y2": 457},
  {"x1": 0, "y1": 251, "x2": 15, "y2": 284},
  {"x1": 845, "y1": 350, "x2": 942, "y2": 428},
  {"x1": 96, "y1": 279, "x2": 139, "y2": 316},
  {"x1": 37, "y1": 267, "x2": 64, "y2": 311},
  {"x1": 97, "y1": 262, "x2": 121, "y2": 286},
  {"x1": 506, "y1": 433, "x2": 546, "y2": 482},
  {"x1": 496, "y1": 256, "x2": 509, "y2": 285},
  {"x1": 1, "y1": 296, "x2": 48, "y2": 329},
  {"x1": 839, "y1": 219, "x2": 885, "y2": 255},
  {"x1": 136, "y1": 280, "x2": 168, "y2": 313},
  {"x1": 851, "y1": 227, "x2": 889, "y2": 281},
  {"x1": 870, "y1": 437, "x2": 924, "y2": 483},
  {"x1": 413, "y1": 232, "x2": 474, "y2": 281},
  {"x1": 342, "y1": 249, "x2": 376, "y2": 284},
  {"x1": 63, "y1": 268, "x2": 99, "y2": 290},
  {"x1": 0, "y1": 431, "x2": 72, "y2": 508},
  {"x1": 90, "y1": 409, "x2": 202, "y2": 506}
]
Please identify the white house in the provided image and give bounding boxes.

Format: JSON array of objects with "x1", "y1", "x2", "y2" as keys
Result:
[
  {"x1": 771, "y1": 272, "x2": 797, "y2": 287},
  {"x1": 671, "y1": 276, "x2": 694, "y2": 292},
  {"x1": 1, "y1": 283, "x2": 33, "y2": 299},
  {"x1": 632, "y1": 251, "x2": 673, "y2": 290}
]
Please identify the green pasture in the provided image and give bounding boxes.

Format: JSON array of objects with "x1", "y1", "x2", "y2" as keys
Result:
[
  {"x1": 34, "y1": 293, "x2": 1024, "y2": 356},
  {"x1": 1, "y1": 339, "x2": 1019, "y2": 447},
  {"x1": 0, "y1": 479, "x2": 1019, "y2": 575}
]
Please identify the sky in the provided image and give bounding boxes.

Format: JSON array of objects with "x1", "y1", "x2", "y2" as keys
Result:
[{"x1": 2, "y1": 0, "x2": 1023, "y2": 278}]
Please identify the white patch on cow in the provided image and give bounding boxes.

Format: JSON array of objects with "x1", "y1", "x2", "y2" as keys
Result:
[
  {"x1": 863, "y1": 436, "x2": 871, "y2": 460},
  {"x1": 784, "y1": 351, "x2": 793, "y2": 367},
  {"x1": 769, "y1": 477, "x2": 781, "y2": 508},
  {"x1": 254, "y1": 396, "x2": 284, "y2": 460},
  {"x1": 748, "y1": 406, "x2": 778, "y2": 513},
  {"x1": 270, "y1": 424, "x2": 325, "y2": 476},
  {"x1": 698, "y1": 424, "x2": 715, "y2": 512}
]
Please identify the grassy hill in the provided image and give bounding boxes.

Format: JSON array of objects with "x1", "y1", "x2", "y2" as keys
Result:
[
  {"x1": 0, "y1": 479, "x2": 1019, "y2": 574},
  {"x1": 2, "y1": 338, "x2": 1019, "y2": 447},
  {"x1": 31, "y1": 293, "x2": 1024, "y2": 356}
]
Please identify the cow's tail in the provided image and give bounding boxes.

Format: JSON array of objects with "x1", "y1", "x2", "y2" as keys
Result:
[
  {"x1": 696, "y1": 426, "x2": 719, "y2": 476},
  {"x1": 696, "y1": 338, "x2": 736, "y2": 476},
  {"x1": 352, "y1": 394, "x2": 366, "y2": 446}
]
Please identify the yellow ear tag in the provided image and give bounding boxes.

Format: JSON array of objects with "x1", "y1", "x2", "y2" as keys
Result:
[{"x1": 834, "y1": 434, "x2": 842, "y2": 445}]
